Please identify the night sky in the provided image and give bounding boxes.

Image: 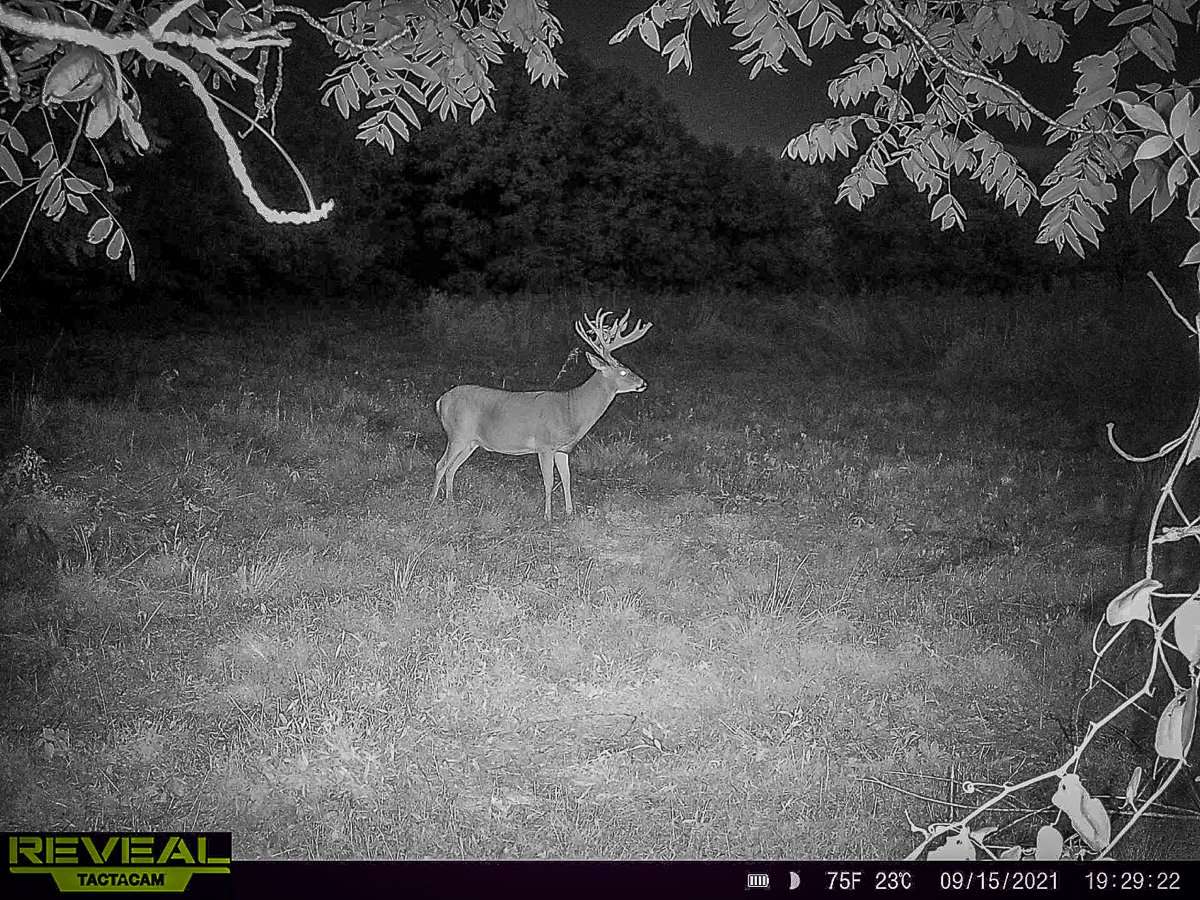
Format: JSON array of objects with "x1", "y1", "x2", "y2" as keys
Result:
[
  {"x1": 544, "y1": 0, "x2": 853, "y2": 152},
  {"x1": 547, "y1": 2, "x2": 1130, "y2": 161}
]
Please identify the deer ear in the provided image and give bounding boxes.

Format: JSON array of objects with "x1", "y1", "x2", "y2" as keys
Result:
[{"x1": 586, "y1": 352, "x2": 607, "y2": 370}]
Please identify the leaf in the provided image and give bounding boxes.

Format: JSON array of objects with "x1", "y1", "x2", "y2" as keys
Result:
[
  {"x1": 64, "y1": 177, "x2": 96, "y2": 194},
  {"x1": 1174, "y1": 597, "x2": 1200, "y2": 663},
  {"x1": 118, "y1": 102, "x2": 149, "y2": 152},
  {"x1": 1035, "y1": 825, "x2": 1063, "y2": 861},
  {"x1": 1110, "y1": 5, "x2": 1152, "y2": 26},
  {"x1": 6, "y1": 126, "x2": 27, "y2": 156},
  {"x1": 1167, "y1": 155, "x2": 1189, "y2": 193},
  {"x1": 1134, "y1": 134, "x2": 1174, "y2": 160},
  {"x1": 1130, "y1": 162, "x2": 1157, "y2": 213},
  {"x1": 35, "y1": 163, "x2": 56, "y2": 198},
  {"x1": 0, "y1": 146, "x2": 20, "y2": 185},
  {"x1": 188, "y1": 4, "x2": 217, "y2": 31},
  {"x1": 216, "y1": 8, "x2": 244, "y2": 37},
  {"x1": 105, "y1": 227, "x2": 125, "y2": 261},
  {"x1": 1187, "y1": 108, "x2": 1200, "y2": 156},
  {"x1": 1106, "y1": 577, "x2": 1158, "y2": 625},
  {"x1": 1000, "y1": 846, "x2": 1022, "y2": 861},
  {"x1": 1128, "y1": 25, "x2": 1173, "y2": 70},
  {"x1": 32, "y1": 142, "x2": 55, "y2": 168},
  {"x1": 927, "y1": 828, "x2": 976, "y2": 861},
  {"x1": 1189, "y1": 180, "x2": 1200, "y2": 217},
  {"x1": 86, "y1": 216, "x2": 114, "y2": 245},
  {"x1": 86, "y1": 89, "x2": 119, "y2": 140},
  {"x1": 1169, "y1": 95, "x2": 1193, "y2": 139},
  {"x1": 1124, "y1": 767, "x2": 1143, "y2": 809},
  {"x1": 67, "y1": 193, "x2": 87, "y2": 215},
  {"x1": 1119, "y1": 99, "x2": 1167, "y2": 134},
  {"x1": 1077, "y1": 86, "x2": 1114, "y2": 111},
  {"x1": 638, "y1": 18, "x2": 661, "y2": 52},
  {"x1": 1051, "y1": 773, "x2": 1111, "y2": 852},
  {"x1": 42, "y1": 47, "x2": 106, "y2": 105},
  {"x1": 341, "y1": 74, "x2": 360, "y2": 111},
  {"x1": 1154, "y1": 685, "x2": 1197, "y2": 760}
]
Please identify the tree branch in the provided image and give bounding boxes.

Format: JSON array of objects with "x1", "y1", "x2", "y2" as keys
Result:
[
  {"x1": 149, "y1": 0, "x2": 203, "y2": 40},
  {"x1": 872, "y1": 0, "x2": 1104, "y2": 138},
  {"x1": 274, "y1": 3, "x2": 409, "y2": 54},
  {"x1": 140, "y1": 43, "x2": 332, "y2": 225},
  {"x1": 0, "y1": 4, "x2": 330, "y2": 225}
]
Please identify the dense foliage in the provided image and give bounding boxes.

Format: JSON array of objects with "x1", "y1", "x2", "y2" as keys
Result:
[{"x1": 3, "y1": 0, "x2": 1199, "y2": 306}]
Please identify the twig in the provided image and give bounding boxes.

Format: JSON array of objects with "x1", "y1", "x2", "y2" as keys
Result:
[{"x1": 1147, "y1": 270, "x2": 1198, "y2": 336}]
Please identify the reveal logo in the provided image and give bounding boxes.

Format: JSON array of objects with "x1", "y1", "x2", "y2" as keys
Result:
[{"x1": 6, "y1": 833, "x2": 231, "y2": 893}]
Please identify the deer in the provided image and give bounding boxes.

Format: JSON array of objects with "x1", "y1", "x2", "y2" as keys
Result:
[{"x1": 429, "y1": 308, "x2": 652, "y2": 521}]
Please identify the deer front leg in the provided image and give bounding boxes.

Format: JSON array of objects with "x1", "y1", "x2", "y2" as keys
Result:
[
  {"x1": 538, "y1": 450, "x2": 555, "y2": 521},
  {"x1": 554, "y1": 451, "x2": 572, "y2": 515}
]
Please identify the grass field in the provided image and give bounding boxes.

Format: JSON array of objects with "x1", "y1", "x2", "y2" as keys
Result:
[{"x1": 1, "y1": 287, "x2": 1197, "y2": 859}]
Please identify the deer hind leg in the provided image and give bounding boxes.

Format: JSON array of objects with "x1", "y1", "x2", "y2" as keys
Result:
[
  {"x1": 554, "y1": 451, "x2": 572, "y2": 515},
  {"x1": 538, "y1": 450, "x2": 555, "y2": 521},
  {"x1": 437, "y1": 441, "x2": 478, "y2": 503},
  {"x1": 430, "y1": 441, "x2": 452, "y2": 503}
]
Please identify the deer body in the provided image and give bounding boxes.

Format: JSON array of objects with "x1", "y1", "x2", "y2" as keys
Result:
[{"x1": 430, "y1": 309, "x2": 651, "y2": 520}]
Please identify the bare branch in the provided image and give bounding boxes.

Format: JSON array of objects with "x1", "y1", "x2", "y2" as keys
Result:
[{"x1": 140, "y1": 44, "x2": 332, "y2": 225}]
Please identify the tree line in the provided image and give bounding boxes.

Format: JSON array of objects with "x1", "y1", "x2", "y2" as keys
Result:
[{"x1": 5, "y1": 45, "x2": 1184, "y2": 312}]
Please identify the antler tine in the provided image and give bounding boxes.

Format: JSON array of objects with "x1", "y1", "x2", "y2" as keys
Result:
[
  {"x1": 576, "y1": 308, "x2": 652, "y2": 360},
  {"x1": 605, "y1": 308, "x2": 652, "y2": 352},
  {"x1": 575, "y1": 309, "x2": 612, "y2": 359}
]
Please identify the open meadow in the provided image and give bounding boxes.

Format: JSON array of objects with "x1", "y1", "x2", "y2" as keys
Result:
[{"x1": 1, "y1": 287, "x2": 1197, "y2": 858}]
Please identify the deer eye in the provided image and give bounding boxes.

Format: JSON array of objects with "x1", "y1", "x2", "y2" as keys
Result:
[{"x1": 619, "y1": 369, "x2": 627, "y2": 376}]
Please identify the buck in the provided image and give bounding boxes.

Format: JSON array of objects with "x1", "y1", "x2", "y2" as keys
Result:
[{"x1": 430, "y1": 308, "x2": 652, "y2": 521}]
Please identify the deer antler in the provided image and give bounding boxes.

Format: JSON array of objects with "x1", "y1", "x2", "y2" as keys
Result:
[{"x1": 575, "y1": 309, "x2": 652, "y2": 362}]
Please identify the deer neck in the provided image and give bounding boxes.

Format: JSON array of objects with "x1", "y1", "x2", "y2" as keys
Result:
[{"x1": 564, "y1": 371, "x2": 618, "y2": 434}]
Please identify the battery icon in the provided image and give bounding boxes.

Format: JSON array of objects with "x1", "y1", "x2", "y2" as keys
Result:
[{"x1": 747, "y1": 872, "x2": 770, "y2": 889}]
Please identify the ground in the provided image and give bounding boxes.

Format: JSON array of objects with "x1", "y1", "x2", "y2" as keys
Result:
[{"x1": 0, "y1": 288, "x2": 1196, "y2": 859}]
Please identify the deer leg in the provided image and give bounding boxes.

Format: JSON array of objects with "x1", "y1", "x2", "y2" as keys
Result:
[
  {"x1": 442, "y1": 443, "x2": 478, "y2": 502},
  {"x1": 430, "y1": 442, "x2": 452, "y2": 503},
  {"x1": 538, "y1": 450, "x2": 555, "y2": 521},
  {"x1": 554, "y1": 451, "x2": 572, "y2": 515}
]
